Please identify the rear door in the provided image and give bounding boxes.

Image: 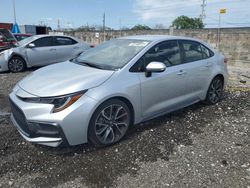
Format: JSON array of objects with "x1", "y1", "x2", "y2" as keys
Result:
[
  {"x1": 54, "y1": 36, "x2": 79, "y2": 62},
  {"x1": 26, "y1": 36, "x2": 57, "y2": 66},
  {"x1": 179, "y1": 40, "x2": 214, "y2": 99},
  {"x1": 135, "y1": 40, "x2": 188, "y2": 118}
]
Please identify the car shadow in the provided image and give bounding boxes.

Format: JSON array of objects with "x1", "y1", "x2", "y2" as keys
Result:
[
  {"x1": 38, "y1": 97, "x2": 221, "y2": 158},
  {"x1": 0, "y1": 66, "x2": 42, "y2": 74},
  {"x1": 0, "y1": 92, "x2": 231, "y2": 188}
]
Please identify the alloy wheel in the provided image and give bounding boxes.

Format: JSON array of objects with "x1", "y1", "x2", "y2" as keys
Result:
[
  {"x1": 9, "y1": 58, "x2": 24, "y2": 72},
  {"x1": 208, "y1": 78, "x2": 223, "y2": 104},
  {"x1": 94, "y1": 104, "x2": 129, "y2": 145}
]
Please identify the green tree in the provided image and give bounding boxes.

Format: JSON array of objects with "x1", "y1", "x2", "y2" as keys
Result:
[
  {"x1": 131, "y1": 24, "x2": 151, "y2": 30},
  {"x1": 172, "y1": 16, "x2": 204, "y2": 29}
]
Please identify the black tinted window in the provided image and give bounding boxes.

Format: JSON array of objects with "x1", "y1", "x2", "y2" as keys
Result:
[
  {"x1": 55, "y1": 37, "x2": 77, "y2": 45},
  {"x1": 135, "y1": 40, "x2": 181, "y2": 71},
  {"x1": 200, "y1": 44, "x2": 214, "y2": 58},
  {"x1": 182, "y1": 41, "x2": 203, "y2": 63},
  {"x1": 33, "y1": 37, "x2": 54, "y2": 47}
]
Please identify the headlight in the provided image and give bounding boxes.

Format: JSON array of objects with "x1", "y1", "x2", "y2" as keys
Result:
[{"x1": 20, "y1": 91, "x2": 87, "y2": 113}]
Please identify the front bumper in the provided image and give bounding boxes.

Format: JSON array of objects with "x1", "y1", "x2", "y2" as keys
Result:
[
  {"x1": 11, "y1": 114, "x2": 64, "y2": 147},
  {"x1": 9, "y1": 86, "x2": 98, "y2": 147},
  {"x1": 10, "y1": 98, "x2": 69, "y2": 147}
]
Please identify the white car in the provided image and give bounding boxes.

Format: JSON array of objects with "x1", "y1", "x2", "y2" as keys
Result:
[
  {"x1": 0, "y1": 35, "x2": 91, "y2": 72},
  {"x1": 9, "y1": 35, "x2": 228, "y2": 148}
]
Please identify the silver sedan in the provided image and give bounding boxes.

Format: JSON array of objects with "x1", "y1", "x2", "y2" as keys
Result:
[
  {"x1": 9, "y1": 35, "x2": 228, "y2": 148},
  {"x1": 0, "y1": 35, "x2": 91, "y2": 72}
]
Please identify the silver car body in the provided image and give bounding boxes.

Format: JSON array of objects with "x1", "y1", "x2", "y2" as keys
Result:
[
  {"x1": 0, "y1": 35, "x2": 90, "y2": 72},
  {"x1": 9, "y1": 35, "x2": 228, "y2": 147}
]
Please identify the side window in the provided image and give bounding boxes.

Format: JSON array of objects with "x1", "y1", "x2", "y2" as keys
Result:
[
  {"x1": 132, "y1": 40, "x2": 181, "y2": 72},
  {"x1": 181, "y1": 40, "x2": 203, "y2": 63},
  {"x1": 33, "y1": 37, "x2": 54, "y2": 47},
  {"x1": 55, "y1": 37, "x2": 77, "y2": 46},
  {"x1": 200, "y1": 44, "x2": 214, "y2": 59}
]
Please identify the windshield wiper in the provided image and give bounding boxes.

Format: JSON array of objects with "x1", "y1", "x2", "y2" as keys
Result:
[{"x1": 76, "y1": 60, "x2": 103, "y2": 69}]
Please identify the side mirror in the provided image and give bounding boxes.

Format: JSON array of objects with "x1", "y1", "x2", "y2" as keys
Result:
[
  {"x1": 26, "y1": 43, "x2": 35, "y2": 48},
  {"x1": 145, "y1": 61, "x2": 166, "y2": 77}
]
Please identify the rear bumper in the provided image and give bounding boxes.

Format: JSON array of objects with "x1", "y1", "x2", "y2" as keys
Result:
[{"x1": 0, "y1": 52, "x2": 9, "y2": 72}]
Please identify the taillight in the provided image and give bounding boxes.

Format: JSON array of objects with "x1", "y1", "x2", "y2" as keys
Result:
[{"x1": 224, "y1": 58, "x2": 228, "y2": 64}]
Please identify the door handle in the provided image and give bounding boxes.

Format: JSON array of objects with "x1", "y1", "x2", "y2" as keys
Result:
[
  {"x1": 49, "y1": 48, "x2": 56, "y2": 51},
  {"x1": 177, "y1": 70, "x2": 186, "y2": 75},
  {"x1": 73, "y1": 46, "x2": 80, "y2": 49},
  {"x1": 205, "y1": 62, "x2": 212, "y2": 67}
]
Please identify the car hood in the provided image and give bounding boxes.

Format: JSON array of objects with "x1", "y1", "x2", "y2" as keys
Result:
[{"x1": 18, "y1": 61, "x2": 114, "y2": 97}]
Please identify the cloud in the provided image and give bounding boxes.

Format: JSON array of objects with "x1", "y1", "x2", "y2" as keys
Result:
[
  {"x1": 134, "y1": 0, "x2": 201, "y2": 24},
  {"x1": 134, "y1": 0, "x2": 250, "y2": 28}
]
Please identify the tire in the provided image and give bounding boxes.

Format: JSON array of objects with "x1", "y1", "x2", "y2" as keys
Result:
[
  {"x1": 8, "y1": 56, "x2": 26, "y2": 73},
  {"x1": 205, "y1": 76, "x2": 224, "y2": 105},
  {"x1": 88, "y1": 99, "x2": 131, "y2": 147}
]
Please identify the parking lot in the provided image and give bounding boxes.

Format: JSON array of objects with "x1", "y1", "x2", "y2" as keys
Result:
[{"x1": 0, "y1": 66, "x2": 250, "y2": 187}]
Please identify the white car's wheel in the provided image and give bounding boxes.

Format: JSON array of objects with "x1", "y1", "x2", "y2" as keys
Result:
[
  {"x1": 205, "y1": 76, "x2": 224, "y2": 104},
  {"x1": 88, "y1": 99, "x2": 131, "y2": 147},
  {"x1": 8, "y1": 56, "x2": 26, "y2": 73}
]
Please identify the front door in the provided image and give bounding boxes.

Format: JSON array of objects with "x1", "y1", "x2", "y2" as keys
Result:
[
  {"x1": 138, "y1": 40, "x2": 187, "y2": 118},
  {"x1": 26, "y1": 36, "x2": 57, "y2": 66}
]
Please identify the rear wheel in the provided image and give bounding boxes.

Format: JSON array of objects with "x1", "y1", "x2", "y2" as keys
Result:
[
  {"x1": 205, "y1": 76, "x2": 224, "y2": 104},
  {"x1": 8, "y1": 56, "x2": 26, "y2": 73},
  {"x1": 88, "y1": 99, "x2": 131, "y2": 147}
]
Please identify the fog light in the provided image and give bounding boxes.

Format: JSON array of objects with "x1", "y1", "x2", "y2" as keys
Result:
[{"x1": 27, "y1": 121, "x2": 59, "y2": 135}]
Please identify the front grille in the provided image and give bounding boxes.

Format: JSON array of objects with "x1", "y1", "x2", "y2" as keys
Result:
[{"x1": 9, "y1": 98, "x2": 31, "y2": 135}]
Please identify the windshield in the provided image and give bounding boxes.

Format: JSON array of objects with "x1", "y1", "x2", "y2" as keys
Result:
[
  {"x1": 15, "y1": 34, "x2": 32, "y2": 41},
  {"x1": 76, "y1": 39, "x2": 150, "y2": 70},
  {"x1": 18, "y1": 35, "x2": 39, "y2": 46}
]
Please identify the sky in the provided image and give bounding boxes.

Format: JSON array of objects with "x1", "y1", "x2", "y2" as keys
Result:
[{"x1": 0, "y1": 0, "x2": 250, "y2": 29}]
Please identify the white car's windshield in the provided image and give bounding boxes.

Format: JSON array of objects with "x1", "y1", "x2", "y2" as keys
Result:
[
  {"x1": 76, "y1": 39, "x2": 150, "y2": 70},
  {"x1": 18, "y1": 36, "x2": 39, "y2": 46}
]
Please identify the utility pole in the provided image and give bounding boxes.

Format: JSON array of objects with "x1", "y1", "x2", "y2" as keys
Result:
[
  {"x1": 57, "y1": 19, "x2": 60, "y2": 31},
  {"x1": 13, "y1": 0, "x2": 17, "y2": 23},
  {"x1": 103, "y1": 12, "x2": 106, "y2": 42},
  {"x1": 200, "y1": 0, "x2": 206, "y2": 22},
  {"x1": 119, "y1": 17, "x2": 122, "y2": 36},
  {"x1": 217, "y1": 9, "x2": 227, "y2": 50}
]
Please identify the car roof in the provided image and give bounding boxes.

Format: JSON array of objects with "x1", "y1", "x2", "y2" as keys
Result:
[
  {"x1": 120, "y1": 35, "x2": 214, "y2": 50},
  {"x1": 120, "y1": 35, "x2": 201, "y2": 42},
  {"x1": 14, "y1": 33, "x2": 32, "y2": 36},
  {"x1": 33, "y1": 34, "x2": 81, "y2": 42}
]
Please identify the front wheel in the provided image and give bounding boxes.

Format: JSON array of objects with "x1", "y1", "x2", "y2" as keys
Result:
[
  {"x1": 205, "y1": 77, "x2": 224, "y2": 104},
  {"x1": 8, "y1": 56, "x2": 26, "y2": 73},
  {"x1": 88, "y1": 99, "x2": 131, "y2": 147}
]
